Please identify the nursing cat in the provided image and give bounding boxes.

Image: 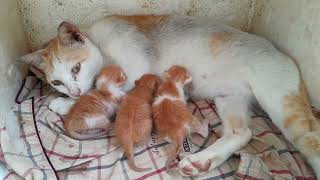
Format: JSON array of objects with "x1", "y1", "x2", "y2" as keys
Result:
[{"x1": 21, "y1": 15, "x2": 320, "y2": 177}]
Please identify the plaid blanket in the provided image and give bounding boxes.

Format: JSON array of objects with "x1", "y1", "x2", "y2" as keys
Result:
[{"x1": 0, "y1": 76, "x2": 317, "y2": 180}]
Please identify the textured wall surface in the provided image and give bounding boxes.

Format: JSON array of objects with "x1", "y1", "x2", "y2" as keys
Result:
[
  {"x1": 19, "y1": 0, "x2": 256, "y2": 50},
  {"x1": 252, "y1": 0, "x2": 320, "y2": 107},
  {"x1": 0, "y1": 0, "x2": 28, "y2": 114}
]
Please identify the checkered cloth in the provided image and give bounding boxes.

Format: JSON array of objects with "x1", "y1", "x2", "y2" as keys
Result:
[{"x1": 0, "y1": 75, "x2": 317, "y2": 180}]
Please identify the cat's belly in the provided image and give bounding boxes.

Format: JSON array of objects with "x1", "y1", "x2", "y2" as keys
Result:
[
  {"x1": 152, "y1": 50, "x2": 252, "y2": 99},
  {"x1": 188, "y1": 76, "x2": 252, "y2": 99}
]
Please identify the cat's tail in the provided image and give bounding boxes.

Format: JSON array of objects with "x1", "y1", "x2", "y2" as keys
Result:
[{"x1": 124, "y1": 140, "x2": 152, "y2": 172}]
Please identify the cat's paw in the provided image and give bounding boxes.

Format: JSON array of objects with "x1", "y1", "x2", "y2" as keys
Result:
[
  {"x1": 178, "y1": 154, "x2": 212, "y2": 176},
  {"x1": 49, "y1": 97, "x2": 74, "y2": 115}
]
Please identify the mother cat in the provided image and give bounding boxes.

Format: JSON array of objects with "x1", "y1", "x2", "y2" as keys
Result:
[{"x1": 21, "y1": 15, "x2": 320, "y2": 177}]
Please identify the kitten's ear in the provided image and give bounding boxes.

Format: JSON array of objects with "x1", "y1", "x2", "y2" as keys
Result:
[
  {"x1": 134, "y1": 79, "x2": 140, "y2": 86},
  {"x1": 121, "y1": 71, "x2": 127, "y2": 82},
  {"x1": 116, "y1": 71, "x2": 127, "y2": 85},
  {"x1": 57, "y1": 22, "x2": 85, "y2": 48},
  {"x1": 156, "y1": 78, "x2": 161, "y2": 87},
  {"x1": 152, "y1": 77, "x2": 161, "y2": 90},
  {"x1": 184, "y1": 73, "x2": 192, "y2": 85},
  {"x1": 20, "y1": 49, "x2": 46, "y2": 71},
  {"x1": 164, "y1": 70, "x2": 169, "y2": 77}
]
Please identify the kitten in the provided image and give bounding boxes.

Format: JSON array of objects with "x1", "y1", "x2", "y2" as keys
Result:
[
  {"x1": 115, "y1": 74, "x2": 160, "y2": 172},
  {"x1": 64, "y1": 65, "x2": 126, "y2": 140},
  {"x1": 152, "y1": 65, "x2": 208, "y2": 170}
]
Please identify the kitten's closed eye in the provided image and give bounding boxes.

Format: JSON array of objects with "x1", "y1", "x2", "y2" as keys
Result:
[
  {"x1": 72, "y1": 63, "x2": 81, "y2": 74},
  {"x1": 52, "y1": 80, "x2": 64, "y2": 86}
]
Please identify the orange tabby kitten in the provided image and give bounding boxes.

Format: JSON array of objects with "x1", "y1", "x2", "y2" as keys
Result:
[
  {"x1": 64, "y1": 65, "x2": 127, "y2": 140},
  {"x1": 115, "y1": 74, "x2": 160, "y2": 172},
  {"x1": 152, "y1": 65, "x2": 208, "y2": 170}
]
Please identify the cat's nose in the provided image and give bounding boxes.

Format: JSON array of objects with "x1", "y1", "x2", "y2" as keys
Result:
[{"x1": 70, "y1": 88, "x2": 81, "y2": 97}]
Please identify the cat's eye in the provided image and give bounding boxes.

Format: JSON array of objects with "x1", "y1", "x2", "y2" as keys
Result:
[
  {"x1": 72, "y1": 63, "x2": 81, "y2": 74},
  {"x1": 51, "y1": 80, "x2": 64, "y2": 86}
]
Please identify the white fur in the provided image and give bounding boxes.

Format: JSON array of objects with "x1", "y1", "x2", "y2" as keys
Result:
[
  {"x1": 23, "y1": 16, "x2": 320, "y2": 177},
  {"x1": 106, "y1": 84, "x2": 126, "y2": 99},
  {"x1": 95, "y1": 76, "x2": 126, "y2": 99},
  {"x1": 85, "y1": 116, "x2": 108, "y2": 129},
  {"x1": 85, "y1": 116, "x2": 107, "y2": 129},
  {"x1": 88, "y1": 17, "x2": 152, "y2": 91},
  {"x1": 86, "y1": 16, "x2": 318, "y2": 177},
  {"x1": 153, "y1": 95, "x2": 184, "y2": 106},
  {"x1": 49, "y1": 97, "x2": 76, "y2": 115},
  {"x1": 183, "y1": 124, "x2": 191, "y2": 134},
  {"x1": 153, "y1": 82, "x2": 186, "y2": 106},
  {"x1": 95, "y1": 76, "x2": 108, "y2": 90},
  {"x1": 175, "y1": 82, "x2": 187, "y2": 100}
]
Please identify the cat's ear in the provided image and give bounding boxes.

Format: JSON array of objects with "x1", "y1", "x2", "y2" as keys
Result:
[
  {"x1": 20, "y1": 49, "x2": 47, "y2": 71},
  {"x1": 57, "y1": 22, "x2": 85, "y2": 48}
]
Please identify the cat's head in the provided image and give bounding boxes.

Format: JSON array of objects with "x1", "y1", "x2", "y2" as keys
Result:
[
  {"x1": 134, "y1": 74, "x2": 160, "y2": 90},
  {"x1": 164, "y1": 65, "x2": 192, "y2": 85},
  {"x1": 21, "y1": 22, "x2": 104, "y2": 98}
]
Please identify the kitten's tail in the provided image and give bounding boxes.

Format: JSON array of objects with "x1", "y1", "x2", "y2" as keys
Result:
[
  {"x1": 66, "y1": 128, "x2": 106, "y2": 140},
  {"x1": 124, "y1": 141, "x2": 152, "y2": 172}
]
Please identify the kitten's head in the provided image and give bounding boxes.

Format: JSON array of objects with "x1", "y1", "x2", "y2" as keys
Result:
[
  {"x1": 21, "y1": 22, "x2": 103, "y2": 98},
  {"x1": 95, "y1": 65, "x2": 127, "y2": 91},
  {"x1": 134, "y1": 74, "x2": 160, "y2": 90},
  {"x1": 164, "y1": 65, "x2": 192, "y2": 85}
]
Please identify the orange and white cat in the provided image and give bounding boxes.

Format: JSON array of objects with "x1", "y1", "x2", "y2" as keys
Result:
[
  {"x1": 64, "y1": 65, "x2": 126, "y2": 140},
  {"x1": 115, "y1": 74, "x2": 160, "y2": 172},
  {"x1": 21, "y1": 16, "x2": 320, "y2": 177},
  {"x1": 153, "y1": 65, "x2": 208, "y2": 170}
]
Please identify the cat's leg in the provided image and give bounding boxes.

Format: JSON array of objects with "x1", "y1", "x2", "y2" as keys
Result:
[
  {"x1": 252, "y1": 80, "x2": 320, "y2": 178},
  {"x1": 178, "y1": 95, "x2": 252, "y2": 176},
  {"x1": 49, "y1": 97, "x2": 76, "y2": 115},
  {"x1": 245, "y1": 54, "x2": 320, "y2": 177},
  {"x1": 190, "y1": 117, "x2": 209, "y2": 138}
]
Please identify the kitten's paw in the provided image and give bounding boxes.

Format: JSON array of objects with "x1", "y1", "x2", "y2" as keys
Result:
[{"x1": 49, "y1": 97, "x2": 73, "y2": 115}]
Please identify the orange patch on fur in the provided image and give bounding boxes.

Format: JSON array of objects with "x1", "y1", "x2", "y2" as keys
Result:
[
  {"x1": 96, "y1": 65, "x2": 127, "y2": 90},
  {"x1": 115, "y1": 74, "x2": 159, "y2": 172},
  {"x1": 164, "y1": 65, "x2": 191, "y2": 84},
  {"x1": 64, "y1": 89, "x2": 113, "y2": 138},
  {"x1": 304, "y1": 135, "x2": 320, "y2": 152},
  {"x1": 64, "y1": 65, "x2": 126, "y2": 140},
  {"x1": 111, "y1": 15, "x2": 168, "y2": 34},
  {"x1": 152, "y1": 99, "x2": 192, "y2": 167},
  {"x1": 283, "y1": 82, "x2": 313, "y2": 132},
  {"x1": 41, "y1": 38, "x2": 89, "y2": 72},
  {"x1": 210, "y1": 32, "x2": 232, "y2": 56},
  {"x1": 157, "y1": 65, "x2": 191, "y2": 97},
  {"x1": 284, "y1": 113, "x2": 300, "y2": 128},
  {"x1": 226, "y1": 116, "x2": 245, "y2": 134},
  {"x1": 59, "y1": 47, "x2": 89, "y2": 63},
  {"x1": 152, "y1": 65, "x2": 200, "y2": 169}
]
